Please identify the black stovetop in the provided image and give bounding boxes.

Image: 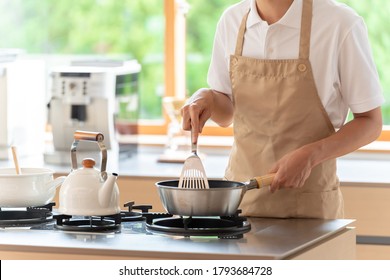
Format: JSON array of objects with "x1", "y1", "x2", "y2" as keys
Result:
[{"x1": 0, "y1": 202, "x2": 251, "y2": 239}]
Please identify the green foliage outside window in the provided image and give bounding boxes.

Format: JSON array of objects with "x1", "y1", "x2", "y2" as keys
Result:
[{"x1": 0, "y1": 0, "x2": 164, "y2": 119}]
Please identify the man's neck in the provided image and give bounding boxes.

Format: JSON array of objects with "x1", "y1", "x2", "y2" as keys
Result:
[{"x1": 255, "y1": 0, "x2": 294, "y2": 24}]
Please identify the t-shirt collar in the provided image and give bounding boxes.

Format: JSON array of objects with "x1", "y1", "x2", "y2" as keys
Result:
[{"x1": 247, "y1": 0, "x2": 302, "y2": 29}]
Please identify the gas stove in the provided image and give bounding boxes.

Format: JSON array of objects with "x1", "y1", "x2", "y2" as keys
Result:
[
  {"x1": 0, "y1": 202, "x2": 251, "y2": 239},
  {"x1": 0, "y1": 204, "x2": 355, "y2": 260}
]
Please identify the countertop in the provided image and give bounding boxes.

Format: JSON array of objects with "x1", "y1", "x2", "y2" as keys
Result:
[
  {"x1": 2, "y1": 146, "x2": 390, "y2": 187},
  {"x1": 0, "y1": 217, "x2": 354, "y2": 260}
]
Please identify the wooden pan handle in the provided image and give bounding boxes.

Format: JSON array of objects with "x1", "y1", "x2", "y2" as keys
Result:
[{"x1": 254, "y1": 173, "x2": 276, "y2": 188}]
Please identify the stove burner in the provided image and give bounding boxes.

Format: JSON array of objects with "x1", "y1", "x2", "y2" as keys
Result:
[
  {"x1": 118, "y1": 201, "x2": 153, "y2": 222},
  {"x1": 0, "y1": 203, "x2": 55, "y2": 227},
  {"x1": 54, "y1": 213, "x2": 122, "y2": 233},
  {"x1": 100, "y1": 201, "x2": 155, "y2": 223},
  {"x1": 53, "y1": 201, "x2": 155, "y2": 232},
  {"x1": 145, "y1": 213, "x2": 251, "y2": 239}
]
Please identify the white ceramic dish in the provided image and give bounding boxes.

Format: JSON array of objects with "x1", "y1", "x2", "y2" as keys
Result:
[{"x1": 0, "y1": 168, "x2": 65, "y2": 207}]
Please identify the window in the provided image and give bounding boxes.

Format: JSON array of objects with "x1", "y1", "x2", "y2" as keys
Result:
[
  {"x1": 0, "y1": 0, "x2": 165, "y2": 121},
  {"x1": 1, "y1": 0, "x2": 390, "y2": 140}
]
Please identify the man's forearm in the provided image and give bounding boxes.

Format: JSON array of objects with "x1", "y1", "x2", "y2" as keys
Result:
[
  {"x1": 305, "y1": 107, "x2": 383, "y2": 168},
  {"x1": 209, "y1": 89, "x2": 234, "y2": 127}
]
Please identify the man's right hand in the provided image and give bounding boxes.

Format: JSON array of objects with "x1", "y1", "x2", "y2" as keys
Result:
[
  {"x1": 181, "y1": 88, "x2": 214, "y2": 144},
  {"x1": 181, "y1": 88, "x2": 234, "y2": 144}
]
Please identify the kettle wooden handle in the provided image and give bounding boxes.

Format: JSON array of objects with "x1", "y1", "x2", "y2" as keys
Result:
[
  {"x1": 74, "y1": 131, "x2": 104, "y2": 142},
  {"x1": 254, "y1": 173, "x2": 276, "y2": 188},
  {"x1": 71, "y1": 131, "x2": 107, "y2": 179}
]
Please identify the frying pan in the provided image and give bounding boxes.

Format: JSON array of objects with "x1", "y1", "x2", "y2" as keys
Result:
[{"x1": 155, "y1": 174, "x2": 275, "y2": 216}]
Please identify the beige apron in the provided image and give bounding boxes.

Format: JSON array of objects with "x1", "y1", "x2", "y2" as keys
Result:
[{"x1": 225, "y1": 0, "x2": 344, "y2": 219}]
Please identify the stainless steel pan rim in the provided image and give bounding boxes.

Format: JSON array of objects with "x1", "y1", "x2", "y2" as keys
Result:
[{"x1": 156, "y1": 179, "x2": 245, "y2": 189}]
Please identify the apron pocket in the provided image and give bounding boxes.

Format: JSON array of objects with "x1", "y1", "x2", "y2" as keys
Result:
[{"x1": 297, "y1": 189, "x2": 344, "y2": 219}]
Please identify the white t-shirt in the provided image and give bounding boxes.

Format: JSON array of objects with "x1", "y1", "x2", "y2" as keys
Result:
[{"x1": 207, "y1": 0, "x2": 384, "y2": 129}]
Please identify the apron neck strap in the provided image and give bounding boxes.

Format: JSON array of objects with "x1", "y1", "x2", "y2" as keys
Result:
[
  {"x1": 234, "y1": 0, "x2": 313, "y2": 59},
  {"x1": 234, "y1": 11, "x2": 250, "y2": 56},
  {"x1": 299, "y1": 0, "x2": 313, "y2": 59}
]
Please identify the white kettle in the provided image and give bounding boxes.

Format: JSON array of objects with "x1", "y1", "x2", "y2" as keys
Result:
[{"x1": 58, "y1": 131, "x2": 121, "y2": 216}]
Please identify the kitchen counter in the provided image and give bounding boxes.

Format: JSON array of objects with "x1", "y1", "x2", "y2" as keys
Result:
[{"x1": 0, "y1": 217, "x2": 355, "y2": 260}]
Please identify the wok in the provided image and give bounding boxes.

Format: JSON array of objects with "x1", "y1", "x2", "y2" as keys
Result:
[{"x1": 155, "y1": 174, "x2": 275, "y2": 216}]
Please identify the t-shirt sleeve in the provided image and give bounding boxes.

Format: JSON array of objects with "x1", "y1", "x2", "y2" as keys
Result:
[
  {"x1": 207, "y1": 18, "x2": 232, "y2": 98},
  {"x1": 338, "y1": 18, "x2": 385, "y2": 113}
]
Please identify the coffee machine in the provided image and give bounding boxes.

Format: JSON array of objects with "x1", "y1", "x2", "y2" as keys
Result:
[{"x1": 44, "y1": 60, "x2": 141, "y2": 165}]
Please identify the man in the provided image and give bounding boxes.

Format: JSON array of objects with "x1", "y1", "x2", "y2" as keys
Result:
[{"x1": 181, "y1": 0, "x2": 384, "y2": 218}]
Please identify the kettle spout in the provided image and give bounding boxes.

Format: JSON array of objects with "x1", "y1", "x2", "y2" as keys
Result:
[{"x1": 99, "y1": 173, "x2": 118, "y2": 208}]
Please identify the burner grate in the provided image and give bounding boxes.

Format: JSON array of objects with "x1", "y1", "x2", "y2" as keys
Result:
[
  {"x1": 0, "y1": 203, "x2": 55, "y2": 227},
  {"x1": 145, "y1": 213, "x2": 251, "y2": 239},
  {"x1": 54, "y1": 213, "x2": 122, "y2": 233},
  {"x1": 53, "y1": 201, "x2": 155, "y2": 232}
]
